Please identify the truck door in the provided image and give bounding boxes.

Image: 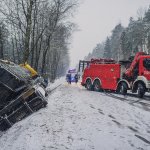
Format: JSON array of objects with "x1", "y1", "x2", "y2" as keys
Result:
[{"x1": 141, "y1": 58, "x2": 150, "y2": 80}]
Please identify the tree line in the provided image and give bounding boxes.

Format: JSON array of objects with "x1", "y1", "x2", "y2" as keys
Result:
[
  {"x1": 0, "y1": 0, "x2": 78, "y2": 81},
  {"x1": 85, "y1": 6, "x2": 150, "y2": 61}
]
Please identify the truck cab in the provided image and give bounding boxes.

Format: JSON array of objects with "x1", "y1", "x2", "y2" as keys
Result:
[{"x1": 118, "y1": 53, "x2": 150, "y2": 97}]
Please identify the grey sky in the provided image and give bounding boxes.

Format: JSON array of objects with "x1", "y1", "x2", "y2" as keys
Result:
[{"x1": 70, "y1": 0, "x2": 150, "y2": 68}]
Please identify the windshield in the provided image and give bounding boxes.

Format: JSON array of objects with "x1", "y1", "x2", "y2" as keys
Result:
[
  {"x1": 143, "y1": 58, "x2": 150, "y2": 71},
  {"x1": 0, "y1": 61, "x2": 31, "y2": 81},
  {"x1": 11, "y1": 65, "x2": 31, "y2": 80}
]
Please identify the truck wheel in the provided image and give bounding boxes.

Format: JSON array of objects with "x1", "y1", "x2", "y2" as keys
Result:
[
  {"x1": 86, "y1": 79, "x2": 93, "y2": 91},
  {"x1": 93, "y1": 80, "x2": 101, "y2": 92},
  {"x1": 118, "y1": 83, "x2": 127, "y2": 95},
  {"x1": 137, "y1": 83, "x2": 145, "y2": 98}
]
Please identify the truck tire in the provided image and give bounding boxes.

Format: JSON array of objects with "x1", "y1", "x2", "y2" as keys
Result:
[
  {"x1": 93, "y1": 80, "x2": 101, "y2": 92},
  {"x1": 86, "y1": 79, "x2": 93, "y2": 91},
  {"x1": 137, "y1": 83, "x2": 145, "y2": 98},
  {"x1": 118, "y1": 82, "x2": 127, "y2": 95}
]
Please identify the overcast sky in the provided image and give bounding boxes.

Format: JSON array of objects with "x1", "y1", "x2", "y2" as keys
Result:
[{"x1": 69, "y1": 0, "x2": 150, "y2": 68}]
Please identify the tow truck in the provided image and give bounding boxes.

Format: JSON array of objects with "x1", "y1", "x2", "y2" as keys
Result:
[{"x1": 79, "y1": 52, "x2": 150, "y2": 98}]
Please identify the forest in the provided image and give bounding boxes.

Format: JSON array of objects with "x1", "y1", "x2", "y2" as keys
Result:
[
  {"x1": 1, "y1": 1, "x2": 150, "y2": 81},
  {"x1": 85, "y1": 6, "x2": 150, "y2": 61},
  {"x1": 0, "y1": 0, "x2": 78, "y2": 81}
]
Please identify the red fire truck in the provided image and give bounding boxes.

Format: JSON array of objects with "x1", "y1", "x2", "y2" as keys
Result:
[{"x1": 79, "y1": 52, "x2": 150, "y2": 98}]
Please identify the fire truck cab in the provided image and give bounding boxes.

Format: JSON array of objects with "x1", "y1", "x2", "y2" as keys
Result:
[{"x1": 80, "y1": 52, "x2": 150, "y2": 98}]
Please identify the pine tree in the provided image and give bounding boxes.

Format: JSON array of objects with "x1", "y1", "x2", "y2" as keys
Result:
[
  {"x1": 143, "y1": 6, "x2": 150, "y2": 53},
  {"x1": 103, "y1": 37, "x2": 111, "y2": 59},
  {"x1": 144, "y1": 6, "x2": 150, "y2": 22},
  {"x1": 120, "y1": 30, "x2": 132, "y2": 60},
  {"x1": 111, "y1": 23, "x2": 124, "y2": 60},
  {"x1": 120, "y1": 17, "x2": 145, "y2": 59}
]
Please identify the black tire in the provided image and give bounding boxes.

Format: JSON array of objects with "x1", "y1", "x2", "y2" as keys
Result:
[
  {"x1": 117, "y1": 82, "x2": 127, "y2": 95},
  {"x1": 0, "y1": 120, "x2": 11, "y2": 131},
  {"x1": 86, "y1": 79, "x2": 93, "y2": 91},
  {"x1": 29, "y1": 98, "x2": 44, "y2": 111},
  {"x1": 10, "y1": 107, "x2": 30, "y2": 123},
  {"x1": 93, "y1": 80, "x2": 101, "y2": 92},
  {"x1": 137, "y1": 83, "x2": 145, "y2": 98}
]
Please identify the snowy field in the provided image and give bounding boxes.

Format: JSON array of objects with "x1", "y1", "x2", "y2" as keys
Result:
[{"x1": 0, "y1": 80, "x2": 150, "y2": 150}]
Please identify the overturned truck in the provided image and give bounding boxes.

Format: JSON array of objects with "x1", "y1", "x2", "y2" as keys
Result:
[{"x1": 0, "y1": 60, "x2": 48, "y2": 131}]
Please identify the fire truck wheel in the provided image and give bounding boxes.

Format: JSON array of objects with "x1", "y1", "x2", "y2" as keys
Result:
[
  {"x1": 137, "y1": 83, "x2": 145, "y2": 98},
  {"x1": 118, "y1": 82, "x2": 127, "y2": 95},
  {"x1": 86, "y1": 79, "x2": 93, "y2": 91},
  {"x1": 93, "y1": 80, "x2": 101, "y2": 92}
]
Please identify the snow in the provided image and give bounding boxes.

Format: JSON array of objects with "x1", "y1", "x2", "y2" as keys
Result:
[
  {"x1": 0, "y1": 81, "x2": 150, "y2": 150},
  {"x1": 47, "y1": 77, "x2": 65, "y2": 91}
]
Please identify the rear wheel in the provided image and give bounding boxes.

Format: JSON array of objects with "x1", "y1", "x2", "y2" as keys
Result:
[
  {"x1": 137, "y1": 83, "x2": 145, "y2": 98},
  {"x1": 86, "y1": 79, "x2": 93, "y2": 91},
  {"x1": 93, "y1": 80, "x2": 101, "y2": 92},
  {"x1": 117, "y1": 82, "x2": 127, "y2": 95}
]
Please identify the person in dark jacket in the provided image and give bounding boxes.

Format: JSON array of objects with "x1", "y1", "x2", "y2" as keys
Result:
[
  {"x1": 74, "y1": 74, "x2": 78, "y2": 83},
  {"x1": 66, "y1": 74, "x2": 71, "y2": 84},
  {"x1": 68, "y1": 74, "x2": 71, "y2": 84}
]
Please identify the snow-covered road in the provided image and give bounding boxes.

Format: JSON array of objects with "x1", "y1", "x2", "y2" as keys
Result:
[{"x1": 0, "y1": 82, "x2": 150, "y2": 150}]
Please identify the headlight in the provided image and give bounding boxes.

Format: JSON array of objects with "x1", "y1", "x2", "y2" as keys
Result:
[{"x1": 36, "y1": 86, "x2": 46, "y2": 97}]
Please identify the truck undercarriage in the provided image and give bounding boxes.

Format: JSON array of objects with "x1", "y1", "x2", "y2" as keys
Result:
[{"x1": 0, "y1": 60, "x2": 48, "y2": 131}]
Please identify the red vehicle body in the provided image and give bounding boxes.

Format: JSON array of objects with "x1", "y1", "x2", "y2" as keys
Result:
[
  {"x1": 80, "y1": 52, "x2": 150, "y2": 98},
  {"x1": 82, "y1": 63, "x2": 120, "y2": 90}
]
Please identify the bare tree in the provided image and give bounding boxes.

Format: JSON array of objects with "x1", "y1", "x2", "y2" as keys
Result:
[
  {"x1": 0, "y1": 0, "x2": 78, "y2": 81},
  {"x1": 0, "y1": 21, "x2": 8, "y2": 59}
]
